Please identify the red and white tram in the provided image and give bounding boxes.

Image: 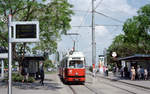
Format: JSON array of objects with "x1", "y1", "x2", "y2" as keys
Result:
[{"x1": 59, "y1": 52, "x2": 86, "y2": 84}]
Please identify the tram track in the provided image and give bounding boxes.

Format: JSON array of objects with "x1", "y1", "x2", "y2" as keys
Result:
[
  {"x1": 86, "y1": 73, "x2": 148, "y2": 94},
  {"x1": 68, "y1": 85, "x2": 77, "y2": 94},
  {"x1": 100, "y1": 81, "x2": 136, "y2": 94},
  {"x1": 67, "y1": 73, "x2": 150, "y2": 94},
  {"x1": 68, "y1": 84, "x2": 100, "y2": 94}
]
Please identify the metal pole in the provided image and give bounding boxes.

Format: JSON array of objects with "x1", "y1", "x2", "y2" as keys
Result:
[
  {"x1": 92, "y1": 0, "x2": 96, "y2": 76},
  {"x1": 1, "y1": 60, "x2": 4, "y2": 78},
  {"x1": 104, "y1": 48, "x2": 107, "y2": 66},
  {"x1": 73, "y1": 41, "x2": 75, "y2": 51},
  {"x1": 8, "y1": 14, "x2": 12, "y2": 94}
]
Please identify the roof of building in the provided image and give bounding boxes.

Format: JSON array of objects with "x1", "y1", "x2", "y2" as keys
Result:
[{"x1": 119, "y1": 54, "x2": 150, "y2": 61}]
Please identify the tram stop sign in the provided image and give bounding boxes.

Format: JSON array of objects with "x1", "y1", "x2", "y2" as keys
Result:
[{"x1": 11, "y1": 21, "x2": 39, "y2": 42}]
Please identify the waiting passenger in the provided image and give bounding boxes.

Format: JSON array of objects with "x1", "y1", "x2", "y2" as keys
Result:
[
  {"x1": 131, "y1": 66, "x2": 136, "y2": 80},
  {"x1": 137, "y1": 66, "x2": 141, "y2": 80},
  {"x1": 140, "y1": 66, "x2": 144, "y2": 80},
  {"x1": 144, "y1": 68, "x2": 148, "y2": 80}
]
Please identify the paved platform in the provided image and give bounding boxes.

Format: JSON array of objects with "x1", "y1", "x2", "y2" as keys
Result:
[
  {"x1": 96, "y1": 72, "x2": 150, "y2": 89},
  {"x1": 0, "y1": 73, "x2": 72, "y2": 94}
]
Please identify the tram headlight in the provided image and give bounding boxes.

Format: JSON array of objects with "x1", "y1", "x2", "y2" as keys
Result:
[
  {"x1": 75, "y1": 72, "x2": 78, "y2": 76},
  {"x1": 69, "y1": 70, "x2": 72, "y2": 74}
]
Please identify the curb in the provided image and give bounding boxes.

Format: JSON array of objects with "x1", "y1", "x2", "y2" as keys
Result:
[
  {"x1": 98, "y1": 75, "x2": 150, "y2": 90},
  {"x1": 117, "y1": 80, "x2": 150, "y2": 90}
]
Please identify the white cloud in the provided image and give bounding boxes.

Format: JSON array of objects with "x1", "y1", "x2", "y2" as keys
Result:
[
  {"x1": 70, "y1": 16, "x2": 83, "y2": 26},
  {"x1": 95, "y1": 26, "x2": 109, "y2": 37},
  {"x1": 69, "y1": 0, "x2": 91, "y2": 11}
]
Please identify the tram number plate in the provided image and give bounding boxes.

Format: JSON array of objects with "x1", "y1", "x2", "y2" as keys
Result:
[{"x1": 74, "y1": 79, "x2": 79, "y2": 81}]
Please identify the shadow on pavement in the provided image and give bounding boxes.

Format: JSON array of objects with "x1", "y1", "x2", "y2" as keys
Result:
[
  {"x1": 13, "y1": 82, "x2": 62, "y2": 90},
  {"x1": 0, "y1": 79, "x2": 63, "y2": 91}
]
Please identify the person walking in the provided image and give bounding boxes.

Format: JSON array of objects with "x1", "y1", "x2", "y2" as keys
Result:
[
  {"x1": 131, "y1": 66, "x2": 136, "y2": 80},
  {"x1": 21, "y1": 67, "x2": 27, "y2": 83},
  {"x1": 144, "y1": 68, "x2": 148, "y2": 80},
  {"x1": 40, "y1": 69, "x2": 45, "y2": 85},
  {"x1": 105, "y1": 66, "x2": 108, "y2": 76}
]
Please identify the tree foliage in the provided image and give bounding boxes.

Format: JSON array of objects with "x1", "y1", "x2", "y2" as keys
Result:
[
  {"x1": 107, "y1": 4, "x2": 150, "y2": 64},
  {"x1": 44, "y1": 59, "x2": 54, "y2": 68},
  {"x1": 0, "y1": 0, "x2": 74, "y2": 66}
]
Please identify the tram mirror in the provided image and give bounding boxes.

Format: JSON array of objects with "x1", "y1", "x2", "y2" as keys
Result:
[{"x1": 11, "y1": 21, "x2": 39, "y2": 42}]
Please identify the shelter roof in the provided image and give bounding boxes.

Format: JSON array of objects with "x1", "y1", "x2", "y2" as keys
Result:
[
  {"x1": 119, "y1": 54, "x2": 150, "y2": 61},
  {"x1": 22, "y1": 54, "x2": 45, "y2": 61}
]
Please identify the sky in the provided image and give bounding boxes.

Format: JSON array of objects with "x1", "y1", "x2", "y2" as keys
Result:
[{"x1": 56, "y1": 0, "x2": 150, "y2": 66}]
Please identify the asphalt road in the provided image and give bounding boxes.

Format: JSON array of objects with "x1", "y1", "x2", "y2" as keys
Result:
[{"x1": 0, "y1": 72, "x2": 150, "y2": 94}]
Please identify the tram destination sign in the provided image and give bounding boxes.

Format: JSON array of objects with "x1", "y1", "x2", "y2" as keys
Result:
[{"x1": 11, "y1": 21, "x2": 39, "y2": 42}]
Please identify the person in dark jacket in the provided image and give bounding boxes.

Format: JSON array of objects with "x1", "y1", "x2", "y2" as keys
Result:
[
  {"x1": 40, "y1": 69, "x2": 45, "y2": 85},
  {"x1": 21, "y1": 67, "x2": 27, "y2": 83},
  {"x1": 39, "y1": 61, "x2": 44, "y2": 85}
]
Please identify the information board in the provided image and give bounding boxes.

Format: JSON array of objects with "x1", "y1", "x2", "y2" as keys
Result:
[
  {"x1": 16, "y1": 24, "x2": 36, "y2": 38},
  {"x1": 10, "y1": 21, "x2": 39, "y2": 42}
]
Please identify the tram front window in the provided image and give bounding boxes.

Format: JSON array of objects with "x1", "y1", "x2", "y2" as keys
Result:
[{"x1": 69, "y1": 60, "x2": 83, "y2": 68}]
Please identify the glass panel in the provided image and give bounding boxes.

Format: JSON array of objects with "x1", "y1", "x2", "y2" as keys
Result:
[{"x1": 69, "y1": 60, "x2": 83, "y2": 68}]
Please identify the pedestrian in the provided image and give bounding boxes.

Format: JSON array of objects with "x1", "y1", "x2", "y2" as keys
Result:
[
  {"x1": 40, "y1": 69, "x2": 45, "y2": 85},
  {"x1": 124, "y1": 65, "x2": 128, "y2": 78},
  {"x1": 105, "y1": 66, "x2": 108, "y2": 76},
  {"x1": 140, "y1": 66, "x2": 144, "y2": 80},
  {"x1": 144, "y1": 68, "x2": 148, "y2": 80},
  {"x1": 116, "y1": 66, "x2": 119, "y2": 76},
  {"x1": 113, "y1": 66, "x2": 116, "y2": 76},
  {"x1": 39, "y1": 61, "x2": 45, "y2": 85},
  {"x1": 120, "y1": 66, "x2": 124, "y2": 78},
  {"x1": 131, "y1": 66, "x2": 136, "y2": 80},
  {"x1": 21, "y1": 67, "x2": 27, "y2": 83}
]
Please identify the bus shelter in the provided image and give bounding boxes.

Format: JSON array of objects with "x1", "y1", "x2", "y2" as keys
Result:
[
  {"x1": 21, "y1": 54, "x2": 45, "y2": 78},
  {"x1": 119, "y1": 54, "x2": 150, "y2": 77},
  {"x1": 0, "y1": 47, "x2": 8, "y2": 79}
]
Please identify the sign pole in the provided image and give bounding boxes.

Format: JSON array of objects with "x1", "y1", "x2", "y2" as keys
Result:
[
  {"x1": 92, "y1": 0, "x2": 96, "y2": 77},
  {"x1": 8, "y1": 14, "x2": 12, "y2": 94},
  {"x1": 1, "y1": 60, "x2": 4, "y2": 78}
]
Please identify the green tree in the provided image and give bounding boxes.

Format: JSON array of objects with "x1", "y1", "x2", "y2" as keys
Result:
[
  {"x1": 107, "y1": 4, "x2": 150, "y2": 65},
  {"x1": 0, "y1": 0, "x2": 74, "y2": 69},
  {"x1": 44, "y1": 59, "x2": 54, "y2": 68}
]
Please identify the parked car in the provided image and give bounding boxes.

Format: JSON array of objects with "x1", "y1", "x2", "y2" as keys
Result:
[
  {"x1": 12, "y1": 68, "x2": 17, "y2": 72},
  {"x1": 47, "y1": 68, "x2": 53, "y2": 72}
]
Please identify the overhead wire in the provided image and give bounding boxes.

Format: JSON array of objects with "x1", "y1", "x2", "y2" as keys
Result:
[
  {"x1": 74, "y1": 1, "x2": 92, "y2": 51},
  {"x1": 94, "y1": 0, "x2": 103, "y2": 10},
  {"x1": 71, "y1": 24, "x2": 123, "y2": 27},
  {"x1": 95, "y1": 11, "x2": 124, "y2": 23}
]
